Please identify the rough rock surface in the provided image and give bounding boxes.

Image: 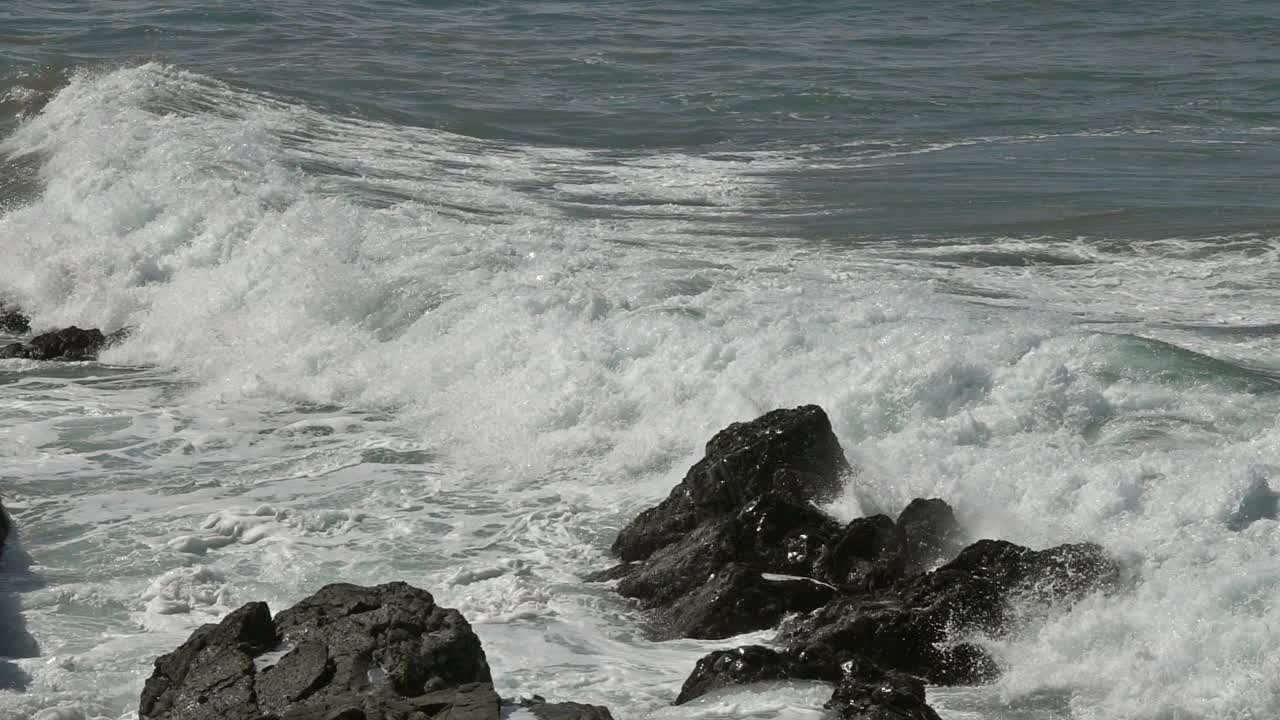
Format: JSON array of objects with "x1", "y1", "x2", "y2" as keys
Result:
[
  {"x1": 660, "y1": 562, "x2": 834, "y2": 640},
  {"x1": 516, "y1": 697, "x2": 615, "y2": 720},
  {"x1": 826, "y1": 662, "x2": 942, "y2": 720},
  {"x1": 676, "y1": 646, "x2": 799, "y2": 704},
  {"x1": 0, "y1": 326, "x2": 105, "y2": 360},
  {"x1": 0, "y1": 498, "x2": 7, "y2": 560},
  {"x1": 611, "y1": 405, "x2": 850, "y2": 562},
  {"x1": 896, "y1": 498, "x2": 963, "y2": 573},
  {"x1": 592, "y1": 404, "x2": 1124, "y2": 720},
  {"x1": 140, "y1": 582, "x2": 506, "y2": 720}
]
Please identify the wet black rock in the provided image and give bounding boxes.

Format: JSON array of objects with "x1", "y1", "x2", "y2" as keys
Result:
[
  {"x1": 896, "y1": 498, "x2": 963, "y2": 572},
  {"x1": 0, "y1": 325, "x2": 133, "y2": 361},
  {"x1": 25, "y1": 326, "x2": 107, "y2": 360},
  {"x1": 611, "y1": 405, "x2": 851, "y2": 562},
  {"x1": 515, "y1": 697, "x2": 615, "y2": 720},
  {"x1": 0, "y1": 326, "x2": 108, "y2": 361},
  {"x1": 593, "y1": 406, "x2": 850, "y2": 639},
  {"x1": 609, "y1": 493, "x2": 839, "y2": 609},
  {"x1": 661, "y1": 563, "x2": 835, "y2": 640},
  {"x1": 820, "y1": 515, "x2": 905, "y2": 591},
  {"x1": 594, "y1": 404, "x2": 1120, "y2": 720},
  {"x1": 140, "y1": 582, "x2": 507, "y2": 720},
  {"x1": 783, "y1": 539, "x2": 1117, "y2": 684},
  {"x1": 676, "y1": 646, "x2": 799, "y2": 704},
  {"x1": 826, "y1": 662, "x2": 942, "y2": 720}
]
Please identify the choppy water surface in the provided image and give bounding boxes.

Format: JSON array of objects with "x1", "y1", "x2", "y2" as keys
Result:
[{"x1": 1, "y1": 2, "x2": 1279, "y2": 718}]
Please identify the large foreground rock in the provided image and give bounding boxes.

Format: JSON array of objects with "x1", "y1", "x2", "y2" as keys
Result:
[
  {"x1": 140, "y1": 582, "x2": 611, "y2": 720},
  {"x1": 0, "y1": 498, "x2": 8, "y2": 560}
]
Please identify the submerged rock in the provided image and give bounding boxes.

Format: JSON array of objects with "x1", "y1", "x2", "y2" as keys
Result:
[{"x1": 1227, "y1": 474, "x2": 1278, "y2": 531}]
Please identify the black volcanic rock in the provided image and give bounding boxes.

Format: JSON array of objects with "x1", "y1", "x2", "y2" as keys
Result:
[
  {"x1": 896, "y1": 498, "x2": 963, "y2": 572},
  {"x1": 783, "y1": 538, "x2": 1116, "y2": 685},
  {"x1": 140, "y1": 582, "x2": 497, "y2": 720},
  {"x1": 676, "y1": 646, "x2": 800, "y2": 704},
  {"x1": 661, "y1": 563, "x2": 835, "y2": 640},
  {"x1": 610, "y1": 493, "x2": 840, "y2": 609},
  {"x1": 820, "y1": 515, "x2": 905, "y2": 590},
  {"x1": 516, "y1": 697, "x2": 615, "y2": 720},
  {"x1": 24, "y1": 326, "x2": 106, "y2": 360},
  {"x1": 594, "y1": 404, "x2": 1121, "y2": 720},
  {"x1": 826, "y1": 662, "x2": 941, "y2": 720},
  {"x1": 0, "y1": 325, "x2": 133, "y2": 361},
  {"x1": 611, "y1": 405, "x2": 850, "y2": 562}
]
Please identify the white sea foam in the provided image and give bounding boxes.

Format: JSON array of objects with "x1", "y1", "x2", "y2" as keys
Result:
[{"x1": 2, "y1": 65, "x2": 1280, "y2": 719}]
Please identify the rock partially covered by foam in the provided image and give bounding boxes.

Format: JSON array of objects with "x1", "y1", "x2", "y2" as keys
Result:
[
  {"x1": 0, "y1": 326, "x2": 132, "y2": 361},
  {"x1": 825, "y1": 660, "x2": 942, "y2": 720},
  {"x1": 594, "y1": 404, "x2": 1122, "y2": 719},
  {"x1": 140, "y1": 582, "x2": 611, "y2": 720},
  {"x1": 611, "y1": 405, "x2": 850, "y2": 562},
  {"x1": 515, "y1": 697, "x2": 615, "y2": 720}
]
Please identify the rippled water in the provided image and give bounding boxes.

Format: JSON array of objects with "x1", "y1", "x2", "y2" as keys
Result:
[{"x1": 2, "y1": 2, "x2": 1279, "y2": 719}]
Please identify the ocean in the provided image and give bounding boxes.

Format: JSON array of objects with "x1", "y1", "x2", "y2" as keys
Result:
[{"x1": 1, "y1": 1, "x2": 1279, "y2": 718}]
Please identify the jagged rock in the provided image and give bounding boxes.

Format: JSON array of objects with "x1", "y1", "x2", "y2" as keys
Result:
[
  {"x1": 611, "y1": 405, "x2": 850, "y2": 562},
  {"x1": 610, "y1": 493, "x2": 839, "y2": 609},
  {"x1": 820, "y1": 515, "x2": 905, "y2": 590},
  {"x1": 0, "y1": 325, "x2": 132, "y2": 361},
  {"x1": 0, "y1": 307, "x2": 28, "y2": 335},
  {"x1": 24, "y1": 326, "x2": 106, "y2": 360},
  {"x1": 896, "y1": 498, "x2": 963, "y2": 572},
  {"x1": 676, "y1": 646, "x2": 798, "y2": 704},
  {"x1": 140, "y1": 601, "x2": 279, "y2": 720},
  {"x1": 826, "y1": 662, "x2": 941, "y2": 720},
  {"x1": 515, "y1": 697, "x2": 615, "y2": 720},
  {"x1": 140, "y1": 582, "x2": 495, "y2": 720},
  {"x1": 661, "y1": 563, "x2": 834, "y2": 640},
  {"x1": 784, "y1": 538, "x2": 1116, "y2": 684}
]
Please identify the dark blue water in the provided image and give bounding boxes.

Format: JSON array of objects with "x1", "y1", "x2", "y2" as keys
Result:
[{"x1": 4, "y1": 1, "x2": 1278, "y2": 238}]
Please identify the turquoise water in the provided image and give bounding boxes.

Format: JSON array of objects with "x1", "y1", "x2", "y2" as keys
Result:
[{"x1": 1, "y1": 3, "x2": 1280, "y2": 719}]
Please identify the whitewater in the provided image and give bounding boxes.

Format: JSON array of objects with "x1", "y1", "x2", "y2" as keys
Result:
[{"x1": 2, "y1": 6, "x2": 1280, "y2": 718}]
